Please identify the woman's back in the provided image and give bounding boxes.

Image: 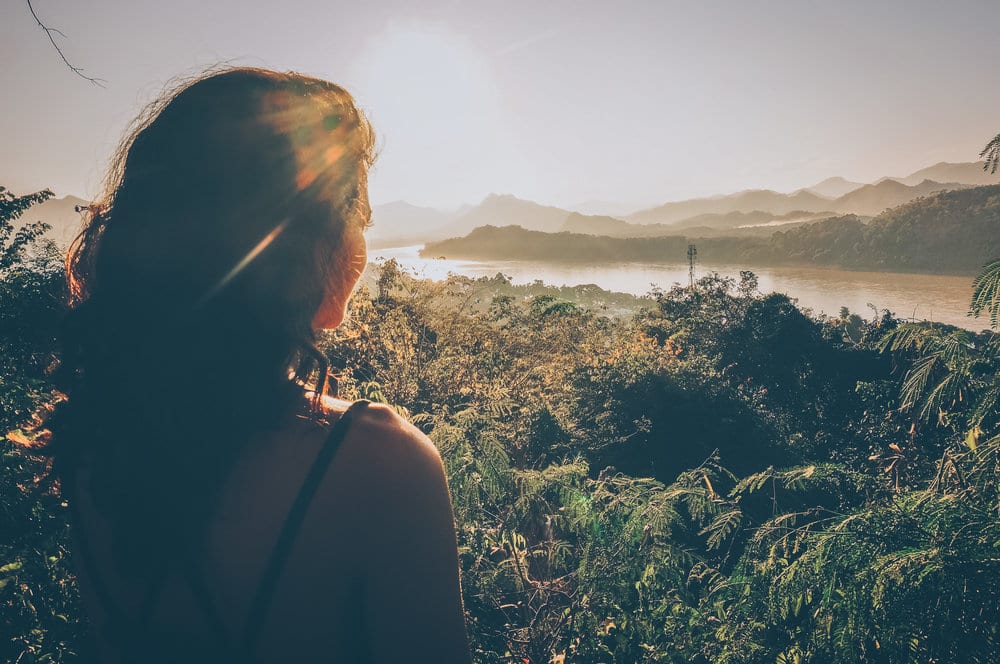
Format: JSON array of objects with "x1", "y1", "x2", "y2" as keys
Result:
[{"x1": 71, "y1": 397, "x2": 470, "y2": 663}]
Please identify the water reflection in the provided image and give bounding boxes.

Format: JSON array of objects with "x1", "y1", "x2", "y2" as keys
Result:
[{"x1": 368, "y1": 245, "x2": 988, "y2": 332}]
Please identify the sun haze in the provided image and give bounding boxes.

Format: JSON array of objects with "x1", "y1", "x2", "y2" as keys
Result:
[{"x1": 3, "y1": 0, "x2": 1000, "y2": 209}]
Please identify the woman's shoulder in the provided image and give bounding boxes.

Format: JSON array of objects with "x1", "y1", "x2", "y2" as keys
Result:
[{"x1": 316, "y1": 395, "x2": 446, "y2": 495}]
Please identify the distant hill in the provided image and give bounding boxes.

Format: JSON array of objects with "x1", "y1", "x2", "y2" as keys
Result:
[
  {"x1": 423, "y1": 224, "x2": 692, "y2": 263},
  {"x1": 568, "y1": 200, "x2": 645, "y2": 217},
  {"x1": 563, "y1": 210, "x2": 835, "y2": 237},
  {"x1": 422, "y1": 185, "x2": 1000, "y2": 275},
  {"x1": 627, "y1": 177, "x2": 972, "y2": 228},
  {"x1": 439, "y1": 194, "x2": 575, "y2": 237},
  {"x1": 368, "y1": 201, "x2": 458, "y2": 248},
  {"x1": 22, "y1": 194, "x2": 89, "y2": 248},
  {"x1": 853, "y1": 184, "x2": 1000, "y2": 272},
  {"x1": 626, "y1": 189, "x2": 833, "y2": 225},
  {"x1": 736, "y1": 185, "x2": 1000, "y2": 272},
  {"x1": 806, "y1": 176, "x2": 864, "y2": 199},
  {"x1": 668, "y1": 209, "x2": 834, "y2": 231},
  {"x1": 561, "y1": 213, "x2": 636, "y2": 236},
  {"x1": 831, "y1": 179, "x2": 964, "y2": 216},
  {"x1": 896, "y1": 161, "x2": 997, "y2": 187},
  {"x1": 359, "y1": 161, "x2": 1000, "y2": 249},
  {"x1": 618, "y1": 162, "x2": 995, "y2": 230}
]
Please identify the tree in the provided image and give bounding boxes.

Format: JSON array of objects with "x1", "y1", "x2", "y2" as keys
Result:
[
  {"x1": 1, "y1": 186, "x2": 83, "y2": 664},
  {"x1": 0, "y1": 187, "x2": 65, "y2": 429},
  {"x1": 970, "y1": 132, "x2": 1000, "y2": 326}
]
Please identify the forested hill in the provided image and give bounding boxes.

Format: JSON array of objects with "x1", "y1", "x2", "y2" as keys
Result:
[{"x1": 422, "y1": 184, "x2": 1000, "y2": 274}]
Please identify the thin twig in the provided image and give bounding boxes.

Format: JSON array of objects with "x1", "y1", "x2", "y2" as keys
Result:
[{"x1": 26, "y1": 0, "x2": 106, "y2": 87}]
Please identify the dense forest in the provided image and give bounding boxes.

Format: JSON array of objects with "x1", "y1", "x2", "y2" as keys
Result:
[
  {"x1": 3, "y1": 187, "x2": 1000, "y2": 662},
  {"x1": 424, "y1": 185, "x2": 1000, "y2": 275}
]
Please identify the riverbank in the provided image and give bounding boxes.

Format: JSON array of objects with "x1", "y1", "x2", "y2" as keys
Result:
[{"x1": 368, "y1": 245, "x2": 988, "y2": 331}]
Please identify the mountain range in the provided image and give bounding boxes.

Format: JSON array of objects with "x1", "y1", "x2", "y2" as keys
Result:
[
  {"x1": 883, "y1": 161, "x2": 998, "y2": 187},
  {"x1": 829, "y1": 178, "x2": 963, "y2": 216},
  {"x1": 625, "y1": 188, "x2": 834, "y2": 226},
  {"x1": 561, "y1": 210, "x2": 833, "y2": 238},
  {"x1": 806, "y1": 176, "x2": 864, "y2": 199},
  {"x1": 15, "y1": 161, "x2": 998, "y2": 248},
  {"x1": 394, "y1": 161, "x2": 994, "y2": 242},
  {"x1": 419, "y1": 184, "x2": 1000, "y2": 276}
]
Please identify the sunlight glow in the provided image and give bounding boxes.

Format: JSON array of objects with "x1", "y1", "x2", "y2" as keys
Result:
[{"x1": 347, "y1": 22, "x2": 526, "y2": 207}]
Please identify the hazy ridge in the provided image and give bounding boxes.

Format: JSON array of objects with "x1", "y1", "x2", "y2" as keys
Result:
[
  {"x1": 18, "y1": 161, "x2": 997, "y2": 252},
  {"x1": 381, "y1": 160, "x2": 994, "y2": 245},
  {"x1": 421, "y1": 184, "x2": 1000, "y2": 275}
]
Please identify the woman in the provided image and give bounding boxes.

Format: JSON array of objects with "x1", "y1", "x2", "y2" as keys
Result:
[{"x1": 46, "y1": 68, "x2": 471, "y2": 662}]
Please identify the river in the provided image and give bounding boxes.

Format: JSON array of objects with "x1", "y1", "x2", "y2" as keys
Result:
[{"x1": 368, "y1": 245, "x2": 990, "y2": 332}]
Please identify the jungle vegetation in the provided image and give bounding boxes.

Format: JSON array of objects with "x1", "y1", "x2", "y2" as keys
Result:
[{"x1": 3, "y1": 186, "x2": 1000, "y2": 663}]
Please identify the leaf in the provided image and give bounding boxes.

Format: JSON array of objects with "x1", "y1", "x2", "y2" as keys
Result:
[
  {"x1": 0, "y1": 561, "x2": 24, "y2": 575},
  {"x1": 6, "y1": 429, "x2": 36, "y2": 446},
  {"x1": 700, "y1": 509, "x2": 743, "y2": 551},
  {"x1": 965, "y1": 425, "x2": 982, "y2": 451}
]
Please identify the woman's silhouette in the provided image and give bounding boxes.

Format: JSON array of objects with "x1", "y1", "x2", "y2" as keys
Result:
[{"x1": 45, "y1": 68, "x2": 471, "y2": 662}]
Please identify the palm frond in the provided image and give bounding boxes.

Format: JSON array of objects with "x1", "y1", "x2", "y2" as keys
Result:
[{"x1": 969, "y1": 260, "x2": 1000, "y2": 329}]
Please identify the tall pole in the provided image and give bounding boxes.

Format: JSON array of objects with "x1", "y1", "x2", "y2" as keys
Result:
[{"x1": 687, "y1": 243, "x2": 697, "y2": 288}]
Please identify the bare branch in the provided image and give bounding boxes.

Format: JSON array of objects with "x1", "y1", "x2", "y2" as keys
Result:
[{"x1": 26, "y1": 0, "x2": 106, "y2": 87}]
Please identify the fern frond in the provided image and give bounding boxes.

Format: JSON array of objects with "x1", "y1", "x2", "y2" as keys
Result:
[
  {"x1": 969, "y1": 260, "x2": 1000, "y2": 328},
  {"x1": 979, "y1": 133, "x2": 1000, "y2": 174},
  {"x1": 700, "y1": 508, "x2": 743, "y2": 551}
]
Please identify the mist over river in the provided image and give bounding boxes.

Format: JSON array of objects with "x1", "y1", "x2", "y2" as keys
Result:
[{"x1": 369, "y1": 245, "x2": 988, "y2": 332}]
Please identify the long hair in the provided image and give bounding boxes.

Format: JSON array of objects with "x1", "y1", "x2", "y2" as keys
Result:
[{"x1": 46, "y1": 67, "x2": 376, "y2": 575}]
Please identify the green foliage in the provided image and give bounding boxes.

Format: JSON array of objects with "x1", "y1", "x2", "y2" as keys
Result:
[
  {"x1": 720, "y1": 439, "x2": 1000, "y2": 663},
  {"x1": 1, "y1": 188, "x2": 83, "y2": 663},
  {"x1": 0, "y1": 438, "x2": 84, "y2": 664},
  {"x1": 879, "y1": 322, "x2": 1000, "y2": 451},
  {"x1": 3, "y1": 191, "x2": 1000, "y2": 662},
  {"x1": 1, "y1": 187, "x2": 65, "y2": 430},
  {"x1": 318, "y1": 262, "x2": 999, "y2": 662}
]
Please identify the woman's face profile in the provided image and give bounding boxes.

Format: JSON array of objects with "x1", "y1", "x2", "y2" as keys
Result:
[{"x1": 312, "y1": 192, "x2": 369, "y2": 331}]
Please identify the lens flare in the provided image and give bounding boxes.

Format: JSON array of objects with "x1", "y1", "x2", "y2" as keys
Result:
[{"x1": 196, "y1": 217, "x2": 291, "y2": 308}]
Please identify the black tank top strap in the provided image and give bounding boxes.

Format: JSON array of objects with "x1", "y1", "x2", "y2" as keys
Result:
[{"x1": 239, "y1": 399, "x2": 371, "y2": 654}]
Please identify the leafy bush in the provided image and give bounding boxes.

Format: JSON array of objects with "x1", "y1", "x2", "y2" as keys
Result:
[
  {"x1": 3, "y1": 187, "x2": 999, "y2": 662},
  {"x1": 1, "y1": 187, "x2": 83, "y2": 663}
]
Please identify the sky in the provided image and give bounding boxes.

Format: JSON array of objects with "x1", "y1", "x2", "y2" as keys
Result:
[{"x1": 3, "y1": 0, "x2": 1000, "y2": 209}]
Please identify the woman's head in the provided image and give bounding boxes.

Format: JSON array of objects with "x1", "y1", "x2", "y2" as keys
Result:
[
  {"x1": 50, "y1": 68, "x2": 376, "y2": 571},
  {"x1": 71, "y1": 67, "x2": 375, "y2": 337}
]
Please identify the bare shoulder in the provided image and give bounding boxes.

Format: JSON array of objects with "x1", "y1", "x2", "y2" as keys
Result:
[
  {"x1": 352, "y1": 401, "x2": 435, "y2": 451},
  {"x1": 330, "y1": 403, "x2": 445, "y2": 496},
  {"x1": 346, "y1": 404, "x2": 470, "y2": 663}
]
